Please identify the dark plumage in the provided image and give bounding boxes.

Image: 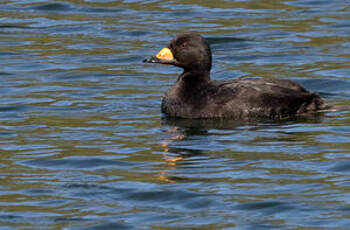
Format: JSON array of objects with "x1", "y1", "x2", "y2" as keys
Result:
[{"x1": 144, "y1": 32, "x2": 329, "y2": 119}]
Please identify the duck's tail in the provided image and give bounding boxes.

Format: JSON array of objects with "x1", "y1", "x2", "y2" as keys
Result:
[
  {"x1": 303, "y1": 93, "x2": 349, "y2": 113},
  {"x1": 297, "y1": 93, "x2": 343, "y2": 114},
  {"x1": 318, "y1": 105, "x2": 350, "y2": 113}
]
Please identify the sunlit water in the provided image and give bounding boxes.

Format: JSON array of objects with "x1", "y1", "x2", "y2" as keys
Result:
[{"x1": 0, "y1": 0, "x2": 349, "y2": 229}]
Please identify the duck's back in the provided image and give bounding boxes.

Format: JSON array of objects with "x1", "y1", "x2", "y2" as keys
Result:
[
  {"x1": 162, "y1": 77, "x2": 329, "y2": 119},
  {"x1": 215, "y1": 78, "x2": 328, "y2": 119}
]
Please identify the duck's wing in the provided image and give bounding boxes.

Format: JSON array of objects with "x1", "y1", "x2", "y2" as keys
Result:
[{"x1": 211, "y1": 78, "x2": 329, "y2": 118}]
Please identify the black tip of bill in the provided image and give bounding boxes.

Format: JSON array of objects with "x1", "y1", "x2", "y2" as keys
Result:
[{"x1": 143, "y1": 56, "x2": 158, "y2": 63}]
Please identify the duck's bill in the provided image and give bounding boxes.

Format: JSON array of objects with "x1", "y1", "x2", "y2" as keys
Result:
[{"x1": 143, "y1": 48, "x2": 176, "y2": 64}]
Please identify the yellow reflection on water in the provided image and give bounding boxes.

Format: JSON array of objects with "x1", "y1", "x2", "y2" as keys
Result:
[{"x1": 158, "y1": 126, "x2": 185, "y2": 183}]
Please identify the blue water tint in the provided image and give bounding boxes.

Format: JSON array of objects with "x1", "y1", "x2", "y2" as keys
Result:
[{"x1": 0, "y1": 0, "x2": 349, "y2": 229}]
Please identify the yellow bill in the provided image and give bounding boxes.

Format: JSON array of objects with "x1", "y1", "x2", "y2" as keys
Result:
[{"x1": 156, "y1": 48, "x2": 174, "y2": 61}]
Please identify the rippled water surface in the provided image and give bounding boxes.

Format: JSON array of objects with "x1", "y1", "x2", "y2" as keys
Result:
[{"x1": 0, "y1": 0, "x2": 350, "y2": 229}]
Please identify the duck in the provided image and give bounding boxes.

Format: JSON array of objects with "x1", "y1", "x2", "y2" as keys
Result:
[{"x1": 144, "y1": 32, "x2": 330, "y2": 119}]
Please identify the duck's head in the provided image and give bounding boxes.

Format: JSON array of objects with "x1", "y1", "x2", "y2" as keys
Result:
[{"x1": 144, "y1": 33, "x2": 212, "y2": 73}]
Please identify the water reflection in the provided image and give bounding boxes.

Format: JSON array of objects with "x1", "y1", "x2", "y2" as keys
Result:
[
  {"x1": 158, "y1": 111, "x2": 337, "y2": 186},
  {"x1": 162, "y1": 113, "x2": 326, "y2": 130}
]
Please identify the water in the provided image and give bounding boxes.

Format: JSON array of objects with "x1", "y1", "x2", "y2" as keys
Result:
[{"x1": 0, "y1": 0, "x2": 349, "y2": 229}]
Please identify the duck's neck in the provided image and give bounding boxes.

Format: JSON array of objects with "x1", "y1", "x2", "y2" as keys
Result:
[
  {"x1": 177, "y1": 70, "x2": 210, "y2": 89},
  {"x1": 174, "y1": 70, "x2": 211, "y2": 102}
]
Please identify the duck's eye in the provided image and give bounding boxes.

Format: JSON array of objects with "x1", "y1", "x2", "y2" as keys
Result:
[{"x1": 181, "y1": 42, "x2": 187, "y2": 48}]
